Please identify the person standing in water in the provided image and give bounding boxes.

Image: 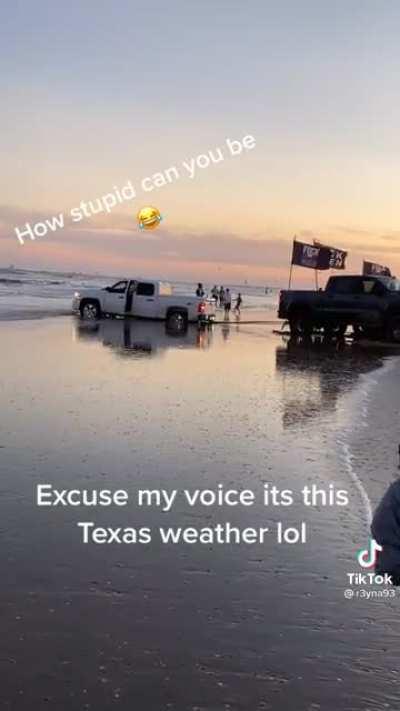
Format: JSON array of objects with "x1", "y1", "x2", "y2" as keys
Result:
[
  {"x1": 219, "y1": 286, "x2": 225, "y2": 308},
  {"x1": 224, "y1": 288, "x2": 232, "y2": 317},
  {"x1": 234, "y1": 292, "x2": 242, "y2": 315},
  {"x1": 196, "y1": 283, "x2": 205, "y2": 297}
]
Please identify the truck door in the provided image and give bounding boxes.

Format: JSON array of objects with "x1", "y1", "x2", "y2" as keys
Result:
[
  {"x1": 351, "y1": 277, "x2": 386, "y2": 327},
  {"x1": 320, "y1": 277, "x2": 362, "y2": 323},
  {"x1": 132, "y1": 282, "x2": 157, "y2": 319},
  {"x1": 103, "y1": 280, "x2": 128, "y2": 315},
  {"x1": 125, "y1": 280, "x2": 137, "y2": 312}
]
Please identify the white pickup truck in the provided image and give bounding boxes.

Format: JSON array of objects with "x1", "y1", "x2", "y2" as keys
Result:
[{"x1": 72, "y1": 278, "x2": 216, "y2": 330}]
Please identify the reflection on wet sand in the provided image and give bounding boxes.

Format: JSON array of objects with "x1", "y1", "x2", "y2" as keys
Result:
[
  {"x1": 74, "y1": 318, "x2": 214, "y2": 357},
  {"x1": 275, "y1": 338, "x2": 386, "y2": 428},
  {"x1": 2, "y1": 317, "x2": 400, "y2": 710}
]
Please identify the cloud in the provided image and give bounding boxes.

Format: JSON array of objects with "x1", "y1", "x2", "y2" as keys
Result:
[
  {"x1": 70, "y1": 227, "x2": 292, "y2": 267},
  {"x1": 1, "y1": 203, "x2": 400, "y2": 283},
  {"x1": 0, "y1": 203, "x2": 292, "y2": 268},
  {"x1": 379, "y1": 233, "x2": 400, "y2": 242},
  {"x1": 332, "y1": 225, "x2": 375, "y2": 237}
]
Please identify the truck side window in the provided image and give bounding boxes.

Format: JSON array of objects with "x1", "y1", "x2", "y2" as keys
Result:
[
  {"x1": 371, "y1": 281, "x2": 386, "y2": 296},
  {"x1": 329, "y1": 278, "x2": 359, "y2": 294},
  {"x1": 359, "y1": 280, "x2": 375, "y2": 294},
  {"x1": 109, "y1": 280, "x2": 128, "y2": 293},
  {"x1": 136, "y1": 282, "x2": 155, "y2": 296}
]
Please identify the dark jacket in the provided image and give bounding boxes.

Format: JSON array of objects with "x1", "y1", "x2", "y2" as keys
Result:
[{"x1": 371, "y1": 479, "x2": 400, "y2": 580}]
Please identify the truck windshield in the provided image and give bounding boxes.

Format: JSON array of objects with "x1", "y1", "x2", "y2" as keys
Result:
[{"x1": 376, "y1": 276, "x2": 400, "y2": 291}]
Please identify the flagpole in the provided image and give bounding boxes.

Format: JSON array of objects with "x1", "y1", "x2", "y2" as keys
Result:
[
  {"x1": 288, "y1": 262, "x2": 294, "y2": 289},
  {"x1": 288, "y1": 236, "x2": 296, "y2": 289}
]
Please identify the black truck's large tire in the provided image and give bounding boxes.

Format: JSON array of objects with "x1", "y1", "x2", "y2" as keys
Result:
[
  {"x1": 289, "y1": 309, "x2": 313, "y2": 338},
  {"x1": 386, "y1": 315, "x2": 400, "y2": 343},
  {"x1": 80, "y1": 299, "x2": 101, "y2": 320}
]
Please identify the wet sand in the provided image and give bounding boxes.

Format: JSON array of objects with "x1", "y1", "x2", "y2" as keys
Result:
[{"x1": 1, "y1": 316, "x2": 400, "y2": 710}]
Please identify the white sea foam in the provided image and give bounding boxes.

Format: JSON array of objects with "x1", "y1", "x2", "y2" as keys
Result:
[{"x1": 336, "y1": 358, "x2": 397, "y2": 528}]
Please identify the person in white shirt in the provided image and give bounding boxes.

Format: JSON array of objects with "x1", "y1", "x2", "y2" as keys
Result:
[{"x1": 224, "y1": 288, "x2": 232, "y2": 315}]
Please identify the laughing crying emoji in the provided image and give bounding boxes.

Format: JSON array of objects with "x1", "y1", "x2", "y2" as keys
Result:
[{"x1": 137, "y1": 206, "x2": 162, "y2": 230}]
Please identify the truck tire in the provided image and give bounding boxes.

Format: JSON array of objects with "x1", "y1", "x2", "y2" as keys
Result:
[
  {"x1": 80, "y1": 299, "x2": 101, "y2": 320},
  {"x1": 289, "y1": 309, "x2": 313, "y2": 338},
  {"x1": 166, "y1": 309, "x2": 188, "y2": 333},
  {"x1": 386, "y1": 315, "x2": 400, "y2": 343}
]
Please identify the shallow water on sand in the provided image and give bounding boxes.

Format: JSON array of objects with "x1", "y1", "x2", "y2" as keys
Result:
[{"x1": 1, "y1": 317, "x2": 400, "y2": 710}]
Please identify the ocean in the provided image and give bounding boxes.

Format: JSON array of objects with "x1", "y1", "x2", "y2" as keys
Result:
[{"x1": 0, "y1": 267, "x2": 279, "y2": 320}]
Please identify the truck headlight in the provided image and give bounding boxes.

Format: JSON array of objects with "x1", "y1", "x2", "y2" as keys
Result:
[{"x1": 74, "y1": 291, "x2": 80, "y2": 298}]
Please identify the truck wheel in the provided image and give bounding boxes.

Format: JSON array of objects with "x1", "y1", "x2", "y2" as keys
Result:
[
  {"x1": 289, "y1": 310, "x2": 313, "y2": 338},
  {"x1": 80, "y1": 300, "x2": 101, "y2": 320},
  {"x1": 386, "y1": 316, "x2": 400, "y2": 343},
  {"x1": 166, "y1": 310, "x2": 188, "y2": 333}
]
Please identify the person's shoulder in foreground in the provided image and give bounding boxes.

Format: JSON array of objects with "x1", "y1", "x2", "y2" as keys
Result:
[{"x1": 372, "y1": 479, "x2": 400, "y2": 582}]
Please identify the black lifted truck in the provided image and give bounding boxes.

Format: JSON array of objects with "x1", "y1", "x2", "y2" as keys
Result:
[{"x1": 278, "y1": 275, "x2": 400, "y2": 342}]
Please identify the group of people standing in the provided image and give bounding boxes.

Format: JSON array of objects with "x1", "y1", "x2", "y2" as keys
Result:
[{"x1": 196, "y1": 283, "x2": 242, "y2": 315}]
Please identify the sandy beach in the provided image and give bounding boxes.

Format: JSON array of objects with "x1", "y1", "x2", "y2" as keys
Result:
[{"x1": 1, "y1": 309, "x2": 400, "y2": 710}]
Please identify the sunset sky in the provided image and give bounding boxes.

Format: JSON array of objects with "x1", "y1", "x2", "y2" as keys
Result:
[{"x1": 1, "y1": 1, "x2": 400, "y2": 285}]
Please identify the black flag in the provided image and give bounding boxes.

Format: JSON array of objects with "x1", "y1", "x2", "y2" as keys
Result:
[
  {"x1": 313, "y1": 240, "x2": 347, "y2": 270},
  {"x1": 291, "y1": 240, "x2": 331, "y2": 270},
  {"x1": 363, "y1": 260, "x2": 391, "y2": 277}
]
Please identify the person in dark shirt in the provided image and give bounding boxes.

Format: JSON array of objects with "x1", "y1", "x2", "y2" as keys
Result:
[
  {"x1": 371, "y1": 478, "x2": 400, "y2": 585},
  {"x1": 196, "y1": 283, "x2": 205, "y2": 297},
  {"x1": 234, "y1": 293, "x2": 242, "y2": 314}
]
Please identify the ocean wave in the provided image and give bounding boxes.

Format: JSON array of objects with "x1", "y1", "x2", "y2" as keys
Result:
[{"x1": 0, "y1": 278, "x2": 24, "y2": 285}]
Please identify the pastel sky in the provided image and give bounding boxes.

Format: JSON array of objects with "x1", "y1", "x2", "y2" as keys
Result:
[{"x1": 1, "y1": 0, "x2": 400, "y2": 285}]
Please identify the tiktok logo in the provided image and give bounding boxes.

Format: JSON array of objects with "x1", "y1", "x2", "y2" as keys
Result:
[{"x1": 357, "y1": 538, "x2": 383, "y2": 569}]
